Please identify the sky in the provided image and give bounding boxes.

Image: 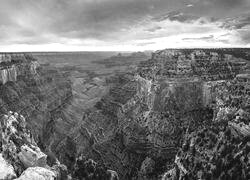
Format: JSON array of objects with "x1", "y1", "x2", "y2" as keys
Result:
[{"x1": 0, "y1": 0, "x2": 250, "y2": 52}]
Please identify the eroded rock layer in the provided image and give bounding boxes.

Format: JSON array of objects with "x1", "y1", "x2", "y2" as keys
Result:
[
  {"x1": 0, "y1": 54, "x2": 72, "y2": 148},
  {"x1": 2, "y1": 50, "x2": 249, "y2": 180},
  {"x1": 163, "y1": 75, "x2": 250, "y2": 179},
  {"x1": 54, "y1": 49, "x2": 247, "y2": 179},
  {"x1": 0, "y1": 53, "x2": 120, "y2": 179}
]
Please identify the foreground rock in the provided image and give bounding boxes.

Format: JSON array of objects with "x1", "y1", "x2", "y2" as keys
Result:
[
  {"x1": 0, "y1": 153, "x2": 16, "y2": 180},
  {"x1": 0, "y1": 111, "x2": 68, "y2": 179},
  {"x1": 15, "y1": 167, "x2": 56, "y2": 180},
  {"x1": 18, "y1": 144, "x2": 47, "y2": 168}
]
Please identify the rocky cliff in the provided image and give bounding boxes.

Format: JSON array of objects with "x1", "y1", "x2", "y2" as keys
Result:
[
  {"x1": 163, "y1": 74, "x2": 250, "y2": 179},
  {"x1": 60, "y1": 49, "x2": 248, "y2": 179},
  {"x1": 0, "y1": 111, "x2": 68, "y2": 179},
  {"x1": 0, "y1": 53, "x2": 119, "y2": 179},
  {"x1": 1, "y1": 50, "x2": 249, "y2": 179},
  {"x1": 0, "y1": 54, "x2": 72, "y2": 146}
]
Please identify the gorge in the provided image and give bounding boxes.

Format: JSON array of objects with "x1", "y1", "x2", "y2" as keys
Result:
[{"x1": 0, "y1": 49, "x2": 250, "y2": 180}]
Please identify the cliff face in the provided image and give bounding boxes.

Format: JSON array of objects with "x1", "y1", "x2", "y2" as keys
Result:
[
  {"x1": 0, "y1": 53, "x2": 121, "y2": 179},
  {"x1": 0, "y1": 54, "x2": 40, "y2": 84},
  {"x1": 61, "y1": 49, "x2": 247, "y2": 179},
  {"x1": 163, "y1": 74, "x2": 250, "y2": 180},
  {"x1": 0, "y1": 54, "x2": 72, "y2": 149}
]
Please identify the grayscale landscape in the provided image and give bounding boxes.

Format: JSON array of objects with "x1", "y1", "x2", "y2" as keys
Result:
[{"x1": 1, "y1": 0, "x2": 250, "y2": 180}]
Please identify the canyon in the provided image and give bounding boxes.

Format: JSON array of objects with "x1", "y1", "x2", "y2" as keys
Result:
[{"x1": 0, "y1": 49, "x2": 250, "y2": 179}]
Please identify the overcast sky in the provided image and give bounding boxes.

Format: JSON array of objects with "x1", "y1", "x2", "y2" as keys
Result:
[{"x1": 1, "y1": 0, "x2": 250, "y2": 51}]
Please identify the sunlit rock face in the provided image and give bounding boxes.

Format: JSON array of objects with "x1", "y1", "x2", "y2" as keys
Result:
[
  {"x1": 18, "y1": 144, "x2": 47, "y2": 168},
  {"x1": 15, "y1": 167, "x2": 56, "y2": 180},
  {"x1": 0, "y1": 153, "x2": 16, "y2": 180},
  {"x1": 0, "y1": 54, "x2": 40, "y2": 85},
  {"x1": 0, "y1": 66, "x2": 17, "y2": 84}
]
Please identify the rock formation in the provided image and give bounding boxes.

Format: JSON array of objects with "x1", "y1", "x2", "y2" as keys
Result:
[
  {"x1": 0, "y1": 153, "x2": 16, "y2": 180},
  {"x1": 0, "y1": 111, "x2": 68, "y2": 179},
  {"x1": 15, "y1": 167, "x2": 56, "y2": 180},
  {"x1": 0, "y1": 53, "x2": 119, "y2": 179},
  {"x1": 0, "y1": 53, "x2": 73, "y2": 155},
  {"x1": 1, "y1": 50, "x2": 250, "y2": 179},
  {"x1": 66, "y1": 49, "x2": 248, "y2": 179}
]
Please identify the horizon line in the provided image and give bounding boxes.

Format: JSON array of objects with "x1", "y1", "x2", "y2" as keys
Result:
[{"x1": 0, "y1": 47, "x2": 250, "y2": 54}]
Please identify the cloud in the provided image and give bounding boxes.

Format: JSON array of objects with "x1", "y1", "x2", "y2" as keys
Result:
[
  {"x1": 209, "y1": 0, "x2": 247, "y2": 8},
  {"x1": 0, "y1": 0, "x2": 184, "y2": 43},
  {"x1": 220, "y1": 14, "x2": 250, "y2": 30},
  {"x1": 182, "y1": 35, "x2": 214, "y2": 41},
  {"x1": 145, "y1": 26, "x2": 162, "y2": 32},
  {"x1": 0, "y1": 0, "x2": 250, "y2": 51},
  {"x1": 152, "y1": 11, "x2": 199, "y2": 23},
  {"x1": 235, "y1": 27, "x2": 250, "y2": 45}
]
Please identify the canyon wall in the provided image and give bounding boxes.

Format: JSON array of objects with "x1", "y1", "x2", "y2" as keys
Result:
[
  {"x1": 0, "y1": 54, "x2": 73, "y2": 149},
  {"x1": 1, "y1": 50, "x2": 248, "y2": 179},
  {"x1": 56, "y1": 49, "x2": 247, "y2": 179}
]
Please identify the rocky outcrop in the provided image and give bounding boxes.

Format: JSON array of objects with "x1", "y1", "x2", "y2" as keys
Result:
[
  {"x1": 0, "y1": 153, "x2": 16, "y2": 180},
  {"x1": 158, "y1": 51, "x2": 250, "y2": 180},
  {"x1": 15, "y1": 167, "x2": 56, "y2": 180},
  {"x1": 0, "y1": 54, "x2": 40, "y2": 85},
  {"x1": 0, "y1": 53, "x2": 73, "y2": 152},
  {"x1": 0, "y1": 54, "x2": 73, "y2": 178},
  {"x1": 0, "y1": 65, "x2": 17, "y2": 85},
  {"x1": 18, "y1": 144, "x2": 47, "y2": 168},
  {"x1": 163, "y1": 116, "x2": 250, "y2": 179},
  {"x1": 0, "y1": 111, "x2": 69, "y2": 179}
]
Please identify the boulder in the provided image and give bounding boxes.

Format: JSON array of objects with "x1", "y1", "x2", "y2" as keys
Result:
[
  {"x1": 0, "y1": 153, "x2": 16, "y2": 180},
  {"x1": 139, "y1": 157, "x2": 155, "y2": 176},
  {"x1": 15, "y1": 167, "x2": 56, "y2": 180},
  {"x1": 18, "y1": 144, "x2": 47, "y2": 168}
]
